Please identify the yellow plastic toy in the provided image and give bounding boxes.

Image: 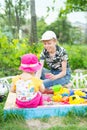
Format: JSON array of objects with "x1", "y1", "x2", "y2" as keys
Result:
[
  {"x1": 59, "y1": 87, "x2": 69, "y2": 95},
  {"x1": 74, "y1": 90, "x2": 86, "y2": 96},
  {"x1": 52, "y1": 94, "x2": 62, "y2": 102},
  {"x1": 69, "y1": 95, "x2": 85, "y2": 104}
]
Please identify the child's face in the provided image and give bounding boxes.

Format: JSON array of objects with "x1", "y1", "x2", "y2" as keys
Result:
[{"x1": 42, "y1": 39, "x2": 56, "y2": 53}]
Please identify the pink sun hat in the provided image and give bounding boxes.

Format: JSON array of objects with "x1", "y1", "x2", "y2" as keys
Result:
[{"x1": 19, "y1": 53, "x2": 42, "y2": 73}]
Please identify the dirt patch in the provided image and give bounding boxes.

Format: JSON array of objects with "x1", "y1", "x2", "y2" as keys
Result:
[{"x1": 26, "y1": 117, "x2": 63, "y2": 130}]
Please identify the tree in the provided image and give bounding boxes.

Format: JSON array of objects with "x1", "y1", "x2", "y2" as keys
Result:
[
  {"x1": 59, "y1": 0, "x2": 87, "y2": 16},
  {"x1": 29, "y1": 0, "x2": 38, "y2": 44},
  {"x1": 59, "y1": 0, "x2": 87, "y2": 44},
  {"x1": 37, "y1": 17, "x2": 47, "y2": 40},
  {"x1": 1, "y1": 0, "x2": 29, "y2": 38}
]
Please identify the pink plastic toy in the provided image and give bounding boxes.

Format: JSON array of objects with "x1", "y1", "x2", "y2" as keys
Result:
[
  {"x1": 43, "y1": 95, "x2": 51, "y2": 102},
  {"x1": 45, "y1": 73, "x2": 50, "y2": 79}
]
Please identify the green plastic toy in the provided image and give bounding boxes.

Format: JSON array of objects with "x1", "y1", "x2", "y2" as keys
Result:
[{"x1": 52, "y1": 84, "x2": 62, "y2": 92}]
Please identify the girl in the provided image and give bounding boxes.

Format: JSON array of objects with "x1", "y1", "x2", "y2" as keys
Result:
[{"x1": 11, "y1": 53, "x2": 45, "y2": 108}]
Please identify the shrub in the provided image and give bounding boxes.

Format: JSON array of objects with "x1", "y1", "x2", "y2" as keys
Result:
[
  {"x1": 0, "y1": 32, "x2": 87, "y2": 77},
  {"x1": 63, "y1": 44, "x2": 87, "y2": 70}
]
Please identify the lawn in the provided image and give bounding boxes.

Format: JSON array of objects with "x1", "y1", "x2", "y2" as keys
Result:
[{"x1": 1, "y1": 95, "x2": 87, "y2": 130}]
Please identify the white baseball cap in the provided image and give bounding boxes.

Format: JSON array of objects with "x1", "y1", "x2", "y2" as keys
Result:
[{"x1": 41, "y1": 31, "x2": 57, "y2": 41}]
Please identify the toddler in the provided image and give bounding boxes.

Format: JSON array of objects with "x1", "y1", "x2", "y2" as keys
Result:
[{"x1": 11, "y1": 53, "x2": 45, "y2": 108}]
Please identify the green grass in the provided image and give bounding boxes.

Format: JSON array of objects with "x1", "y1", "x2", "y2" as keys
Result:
[
  {"x1": 47, "y1": 126, "x2": 87, "y2": 130},
  {"x1": 44, "y1": 111, "x2": 87, "y2": 130},
  {"x1": 0, "y1": 96, "x2": 29, "y2": 130},
  {"x1": 1, "y1": 96, "x2": 87, "y2": 130}
]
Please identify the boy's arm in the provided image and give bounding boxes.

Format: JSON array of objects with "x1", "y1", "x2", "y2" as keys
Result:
[{"x1": 35, "y1": 60, "x2": 44, "y2": 78}]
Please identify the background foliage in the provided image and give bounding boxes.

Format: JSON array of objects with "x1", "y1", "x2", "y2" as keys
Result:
[
  {"x1": 0, "y1": 32, "x2": 87, "y2": 77},
  {"x1": 0, "y1": 0, "x2": 87, "y2": 77}
]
